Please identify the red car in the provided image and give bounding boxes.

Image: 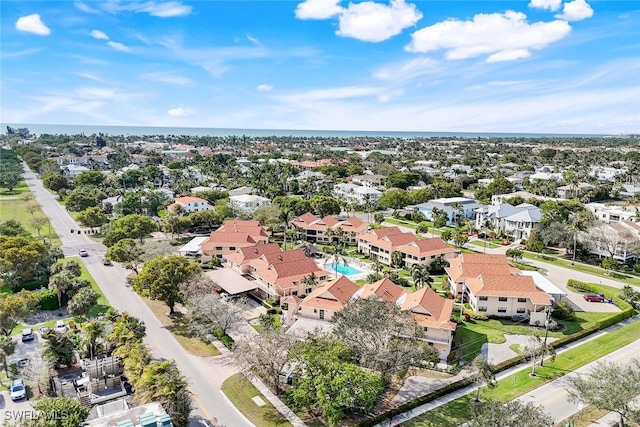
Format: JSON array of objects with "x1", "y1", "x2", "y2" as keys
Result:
[{"x1": 583, "y1": 294, "x2": 605, "y2": 302}]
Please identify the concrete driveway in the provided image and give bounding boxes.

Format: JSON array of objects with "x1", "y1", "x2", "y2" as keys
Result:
[
  {"x1": 0, "y1": 390, "x2": 35, "y2": 424},
  {"x1": 563, "y1": 289, "x2": 620, "y2": 313}
]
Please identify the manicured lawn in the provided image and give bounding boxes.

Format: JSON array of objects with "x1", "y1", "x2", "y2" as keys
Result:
[
  {"x1": 556, "y1": 406, "x2": 608, "y2": 427},
  {"x1": 142, "y1": 297, "x2": 221, "y2": 357},
  {"x1": 0, "y1": 180, "x2": 30, "y2": 196},
  {"x1": 453, "y1": 312, "x2": 610, "y2": 361},
  {"x1": 0, "y1": 192, "x2": 61, "y2": 246},
  {"x1": 406, "y1": 316, "x2": 640, "y2": 426},
  {"x1": 468, "y1": 240, "x2": 500, "y2": 249},
  {"x1": 221, "y1": 373, "x2": 292, "y2": 427},
  {"x1": 522, "y1": 251, "x2": 640, "y2": 287}
]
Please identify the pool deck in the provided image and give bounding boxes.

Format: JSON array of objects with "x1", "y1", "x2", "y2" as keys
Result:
[{"x1": 317, "y1": 258, "x2": 370, "y2": 281}]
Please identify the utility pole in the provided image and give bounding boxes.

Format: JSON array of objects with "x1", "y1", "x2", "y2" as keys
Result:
[{"x1": 540, "y1": 305, "x2": 552, "y2": 367}]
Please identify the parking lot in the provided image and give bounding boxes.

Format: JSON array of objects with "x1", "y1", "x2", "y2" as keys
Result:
[{"x1": 563, "y1": 288, "x2": 620, "y2": 313}]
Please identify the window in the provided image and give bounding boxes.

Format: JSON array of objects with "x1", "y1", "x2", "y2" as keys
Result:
[
  {"x1": 479, "y1": 296, "x2": 488, "y2": 301},
  {"x1": 305, "y1": 288, "x2": 312, "y2": 294},
  {"x1": 427, "y1": 342, "x2": 434, "y2": 346},
  {"x1": 517, "y1": 297, "x2": 527, "y2": 303},
  {"x1": 478, "y1": 306, "x2": 487, "y2": 312},
  {"x1": 230, "y1": 247, "x2": 236, "y2": 251},
  {"x1": 498, "y1": 297, "x2": 508, "y2": 302},
  {"x1": 498, "y1": 307, "x2": 507, "y2": 313},
  {"x1": 292, "y1": 291, "x2": 298, "y2": 296},
  {"x1": 313, "y1": 309, "x2": 317, "y2": 313},
  {"x1": 215, "y1": 246, "x2": 222, "y2": 251},
  {"x1": 516, "y1": 308, "x2": 526, "y2": 314}
]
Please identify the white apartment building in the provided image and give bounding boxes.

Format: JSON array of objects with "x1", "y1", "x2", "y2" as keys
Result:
[
  {"x1": 585, "y1": 203, "x2": 639, "y2": 223},
  {"x1": 229, "y1": 194, "x2": 271, "y2": 212},
  {"x1": 333, "y1": 183, "x2": 382, "y2": 204},
  {"x1": 416, "y1": 197, "x2": 479, "y2": 225},
  {"x1": 475, "y1": 202, "x2": 542, "y2": 240}
]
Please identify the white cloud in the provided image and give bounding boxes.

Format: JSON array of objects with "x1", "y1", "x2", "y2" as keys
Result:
[
  {"x1": 257, "y1": 84, "x2": 273, "y2": 92},
  {"x1": 91, "y1": 30, "x2": 109, "y2": 40},
  {"x1": 75, "y1": 72, "x2": 106, "y2": 83},
  {"x1": 295, "y1": 0, "x2": 343, "y2": 20},
  {"x1": 529, "y1": 0, "x2": 562, "y2": 11},
  {"x1": 247, "y1": 35, "x2": 262, "y2": 46},
  {"x1": 336, "y1": 0, "x2": 423, "y2": 42},
  {"x1": 107, "y1": 41, "x2": 130, "y2": 52},
  {"x1": 138, "y1": 1, "x2": 192, "y2": 17},
  {"x1": 374, "y1": 57, "x2": 442, "y2": 82},
  {"x1": 141, "y1": 72, "x2": 193, "y2": 86},
  {"x1": 167, "y1": 107, "x2": 193, "y2": 117},
  {"x1": 556, "y1": 0, "x2": 593, "y2": 22},
  {"x1": 15, "y1": 14, "x2": 51, "y2": 36},
  {"x1": 406, "y1": 11, "x2": 572, "y2": 62},
  {"x1": 75, "y1": 2, "x2": 100, "y2": 14}
]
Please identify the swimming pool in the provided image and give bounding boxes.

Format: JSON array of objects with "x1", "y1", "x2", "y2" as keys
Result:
[{"x1": 324, "y1": 262, "x2": 363, "y2": 276}]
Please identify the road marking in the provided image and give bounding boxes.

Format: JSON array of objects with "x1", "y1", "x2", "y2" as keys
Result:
[{"x1": 189, "y1": 387, "x2": 218, "y2": 426}]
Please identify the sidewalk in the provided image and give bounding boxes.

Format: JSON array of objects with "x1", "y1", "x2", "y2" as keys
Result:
[
  {"x1": 211, "y1": 334, "x2": 307, "y2": 427},
  {"x1": 373, "y1": 314, "x2": 640, "y2": 427}
]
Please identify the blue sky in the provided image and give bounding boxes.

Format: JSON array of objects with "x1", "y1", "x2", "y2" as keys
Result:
[{"x1": 1, "y1": 0, "x2": 638, "y2": 134}]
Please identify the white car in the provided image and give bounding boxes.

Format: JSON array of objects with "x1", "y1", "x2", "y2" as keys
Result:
[
  {"x1": 10, "y1": 379, "x2": 26, "y2": 401},
  {"x1": 55, "y1": 320, "x2": 67, "y2": 333}
]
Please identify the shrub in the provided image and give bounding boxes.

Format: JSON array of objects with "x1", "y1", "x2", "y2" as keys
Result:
[
  {"x1": 16, "y1": 280, "x2": 48, "y2": 292},
  {"x1": 221, "y1": 335, "x2": 234, "y2": 349},
  {"x1": 39, "y1": 290, "x2": 59, "y2": 310},
  {"x1": 462, "y1": 309, "x2": 488, "y2": 320},
  {"x1": 634, "y1": 263, "x2": 640, "y2": 274},
  {"x1": 552, "y1": 300, "x2": 574, "y2": 320}
]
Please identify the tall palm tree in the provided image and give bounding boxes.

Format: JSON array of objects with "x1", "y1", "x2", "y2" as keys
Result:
[
  {"x1": 278, "y1": 208, "x2": 294, "y2": 250},
  {"x1": 324, "y1": 244, "x2": 348, "y2": 278},
  {"x1": 391, "y1": 251, "x2": 404, "y2": 273},
  {"x1": 82, "y1": 320, "x2": 105, "y2": 359},
  {"x1": 49, "y1": 270, "x2": 75, "y2": 308},
  {"x1": 411, "y1": 264, "x2": 433, "y2": 289},
  {"x1": 301, "y1": 272, "x2": 319, "y2": 294},
  {"x1": 0, "y1": 335, "x2": 16, "y2": 378},
  {"x1": 565, "y1": 210, "x2": 594, "y2": 265}
]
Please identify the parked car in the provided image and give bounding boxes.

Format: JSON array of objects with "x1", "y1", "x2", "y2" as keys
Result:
[
  {"x1": 220, "y1": 292, "x2": 230, "y2": 301},
  {"x1": 102, "y1": 258, "x2": 112, "y2": 266},
  {"x1": 55, "y1": 320, "x2": 67, "y2": 333},
  {"x1": 10, "y1": 379, "x2": 26, "y2": 401},
  {"x1": 79, "y1": 249, "x2": 89, "y2": 257},
  {"x1": 21, "y1": 328, "x2": 34, "y2": 342},
  {"x1": 583, "y1": 294, "x2": 605, "y2": 302}
]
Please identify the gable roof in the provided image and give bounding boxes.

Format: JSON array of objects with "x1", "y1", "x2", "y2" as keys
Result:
[
  {"x1": 224, "y1": 243, "x2": 282, "y2": 265},
  {"x1": 445, "y1": 254, "x2": 516, "y2": 282},
  {"x1": 299, "y1": 276, "x2": 360, "y2": 311},
  {"x1": 292, "y1": 212, "x2": 369, "y2": 233},
  {"x1": 465, "y1": 275, "x2": 550, "y2": 305},
  {"x1": 355, "y1": 277, "x2": 406, "y2": 303},
  {"x1": 399, "y1": 287, "x2": 456, "y2": 330},
  {"x1": 200, "y1": 232, "x2": 257, "y2": 251},
  {"x1": 175, "y1": 196, "x2": 208, "y2": 205}
]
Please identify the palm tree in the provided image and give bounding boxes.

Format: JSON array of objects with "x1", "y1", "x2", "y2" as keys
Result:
[
  {"x1": 411, "y1": 264, "x2": 433, "y2": 289},
  {"x1": 324, "y1": 244, "x2": 348, "y2": 278},
  {"x1": 565, "y1": 210, "x2": 594, "y2": 265},
  {"x1": 82, "y1": 320, "x2": 105, "y2": 359},
  {"x1": 278, "y1": 209, "x2": 294, "y2": 250},
  {"x1": 391, "y1": 251, "x2": 404, "y2": 273},
  {"x1": 49, "y1": 270, "x2": 75, "y2": 308},
  {"x1": 301, "y1": 272, "x2": 319, "y2": 294},
  {"x1": 0, "y1": 335, "x2": 16, "y2": 378}
]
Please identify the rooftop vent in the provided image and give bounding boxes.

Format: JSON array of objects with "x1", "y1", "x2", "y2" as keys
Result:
[{"x1": 138, "y1": 413, "x2": 157, "y2": 427}]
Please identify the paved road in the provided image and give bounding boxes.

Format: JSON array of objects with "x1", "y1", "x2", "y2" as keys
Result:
[{"x1": 23, "y1": 166, "x2": 250, "y2": 427}]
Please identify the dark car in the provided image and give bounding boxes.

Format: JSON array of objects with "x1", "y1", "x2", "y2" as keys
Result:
[
  {"x1": 102, "y1": 258, "x2": 112, "y2": 266},
  {"x1": 21, "y1": 328, "x2": 35, "y2": 342},
  {"x1": 583, "y1": 294, "x2": 605, "y2": 302}
]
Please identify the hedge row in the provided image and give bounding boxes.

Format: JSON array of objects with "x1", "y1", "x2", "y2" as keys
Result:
[
  {"x1": 357, "y1": 377, "x2": 475, "y2": 427},
  {"x1": 38, "y1": 290, "x2": 59, "y2": 310},
  {"x1": 357, "y1": 281, "x2": 633, "y2": 426},
  {"x1": 566, "y1": 279, "x2": 634, "y2": 328},
  {"x1": 213, "y1": 328, "x2": 235, "y2": 349}
]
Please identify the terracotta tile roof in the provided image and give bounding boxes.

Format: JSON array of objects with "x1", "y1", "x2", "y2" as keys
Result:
[
  {"x1": 356, "y1": 278, "x2": 406, "y2": 303},
  {"x1": 294, "y1": 212, "x2": 318, "y2": 226},
  {"x1": 300, "y1": 276, "x2": 360, "y2": 310},
  {"x1": 224, "y1": 243, "x2": 282, "y2": 265},
  {"x1": 175, "y1": 196, "x2": 208, "y2": 204},
  {"x1": 445, "y1": 254, "x2": 516, "y2": 282},
  {"x1": 400, "y1": 238, "x2": 455, "y2": 257},
  {"x1": 216, "y1": 220, "x2": 270, "y2": 240},
  {"x1": 255, "y1": 258, "x2": 329, "y2": 291},
  {"x1": 200, "y1": 232, "x2": 257, "y2": 251},
  {"x1": 292, "y1": 212, "x2": 369, "y2": 234},
  {"x1": 466, "y1": 275, "x2": 550, "y2": 305},
  {"x1": 400, "y1": 287, "x2": 456, "y2": 330},
  {"x1": 249, "y1": 249, "x2": 309, "y2": 271}
]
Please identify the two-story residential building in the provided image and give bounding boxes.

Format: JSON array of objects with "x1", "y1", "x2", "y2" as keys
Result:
[
  {"x1": 291, "y1": 213, "x2": 369, "y2": 244},
  {"x1": 351, "y1": 174, "x2": 387, "y2": 188},
  {"x1": 167, "y1": 196, "x2": 212, "y2": 213},
  {"x1": 200, "y1": 220, "x2": 270, "y2": 259},
  {"x1": 416, "y1": 197, "x2": 480, "y2": 226},
  {"x1": 475, "y1": 202, "x2": 542, "y2": 239},
  {"x1": 446, "y1": 253, "x2": 552, "y2": 325},
  {"x1": 224, "y1": 248, "x2": 329, "y2": 301},
  {"x1": 585, "y1": 202, "x2": 639, "y2": 223},
  {"x1": 333, "y1": 183, "x2": 382, "y2": 205},
  {"x1": 292, "y1": 276, "x2": 456, "y2": 360},
  {"x1": 556, "y1": 182, "x2": 595, "y2": 200},
  {"x1": 357, "y1": 227, "x2": 455, "y2": 267},
  {"x1": 229, "y1": 194, "x2": 271, "y2": 212},
  {"x1": 580, "y1": 222, "x2": 639, "y2": 263}
]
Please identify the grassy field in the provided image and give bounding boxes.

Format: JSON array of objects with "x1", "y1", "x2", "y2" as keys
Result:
[
  {"x1": 406, "y1": 316, "x2": 640, "y2": 426},
  {"x1": 0, "y1": 182, "x2": 61, "y2": 246},
  {"x1": 221, "y1": 373, "x2": 292, "y2": 427},
  {"x1": 453, "y1": 312, "x2": 611, "y2": 361},
  {"x1": 468, "y1": 240, "x2": 501, "y2": 249},
  {"x1": 0, "y1": 180, "x2": 30, "y2": 196},
  {"x1": 143, "y1": 297, "x2": 221, "y2": 357}
]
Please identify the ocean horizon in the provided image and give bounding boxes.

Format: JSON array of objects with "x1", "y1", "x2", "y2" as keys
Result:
[{"x1": 2, "y1": 123, "x2": 610, "y2": 139}]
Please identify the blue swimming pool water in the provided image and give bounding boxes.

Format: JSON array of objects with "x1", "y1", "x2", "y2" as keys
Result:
[{"x1": 324, "y1": 263, "x2": 362, "y2": 276}]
